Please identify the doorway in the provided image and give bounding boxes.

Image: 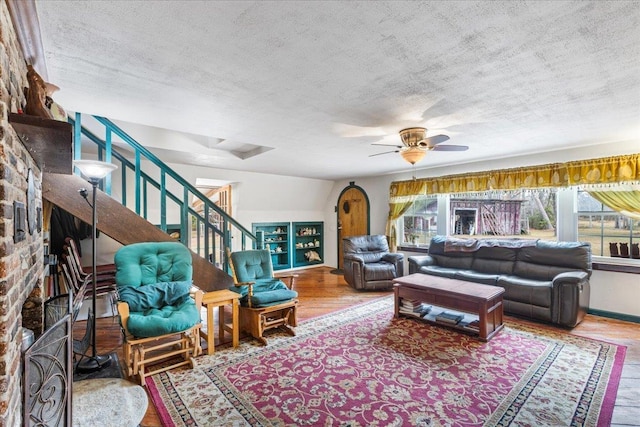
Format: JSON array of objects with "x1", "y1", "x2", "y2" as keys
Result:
[
  {"x1": 336, "y1": 182, "x2": 370, "y2": 271},
  {"x1": 453, "y1": 208, "x2": 477, "y2": 235}
]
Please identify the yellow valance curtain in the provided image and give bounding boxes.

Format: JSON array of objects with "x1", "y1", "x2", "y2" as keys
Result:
[
  {"x1": 587, "y1": 190, "x2": 640, "y2": 220},
  {"x1": 390, "y1": 153, "x2": 640, "y2": 197},
  {"x1": 566, "y1": 154, "x2": 640, "y2": 185},
  {"x1": 488, "y1": 163, "x2": 567, "y2": 190}
]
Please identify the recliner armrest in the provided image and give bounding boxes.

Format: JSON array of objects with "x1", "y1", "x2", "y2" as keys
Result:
[
  {"x1": 382, "y1": 253, "x2": 404, "y2": 263},
  {"x1": 344, "y1": 253, "x2": 365, "y2": 264}
]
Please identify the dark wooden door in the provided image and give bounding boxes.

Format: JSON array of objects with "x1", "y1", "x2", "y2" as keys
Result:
[{"x1": 337, "y1": 183, "x2": 369, "y2": 270}]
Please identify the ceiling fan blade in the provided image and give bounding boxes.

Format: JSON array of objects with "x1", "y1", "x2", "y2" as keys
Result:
[
  {"x1": 420, "y1": 134, "x2": 450, "y2": 147},
  {"x1": 431, "y1": 144, "x2": 469, "y2": 152},
  {"x1": 371, "y1": 143, "x2": 402, "y2": 148},
  {"x1": 369, "y1": 150, "x2": 399, "y2": 157}
]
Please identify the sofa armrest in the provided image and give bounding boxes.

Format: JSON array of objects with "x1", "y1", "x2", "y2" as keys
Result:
[
  {"x1": 552, "y1": 271, "x2": 588, "y2": 286},
  {"x1": 552, "y1": 271, "x2": 590, "y2": 327},
  {"x1": 408, "y1": 255, "x2": 436, "y2": 274}
]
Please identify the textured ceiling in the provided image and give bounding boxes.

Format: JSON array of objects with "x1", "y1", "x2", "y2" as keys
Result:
[{"x1": 36, "y1": 1, "x2": 640, "y2": 180}]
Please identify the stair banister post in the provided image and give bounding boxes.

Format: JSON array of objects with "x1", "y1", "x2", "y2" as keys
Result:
[{"x1": 135, "y1": 150, "x2": 141, "y2": 215}]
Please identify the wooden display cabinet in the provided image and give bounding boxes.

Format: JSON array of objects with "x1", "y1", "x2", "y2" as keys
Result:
[
  {"x1": 292, "y1": 221, "x2": 323, "y2": 268},
  {"x1": 252, "y1": 222, "x2": 290, "y2": 270}
]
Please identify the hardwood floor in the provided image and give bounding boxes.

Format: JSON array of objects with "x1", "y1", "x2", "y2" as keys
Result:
[{"x1": 85, "y1": 267, "x2": 640, "y2": 427}]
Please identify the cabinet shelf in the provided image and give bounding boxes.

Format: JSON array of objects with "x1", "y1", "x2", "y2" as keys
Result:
[
  {"x1": 252, "y1": 222, "x2": 291, "y2": 270},
  {"x1": 292, "y1": 222, "x2": 323, "y2": 267}
]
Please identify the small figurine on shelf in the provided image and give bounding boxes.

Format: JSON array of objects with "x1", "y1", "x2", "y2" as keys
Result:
[
  {"x1": 24, "y1": 65, "x2": 53, "y2": 119},
  {"x1": 305, "y1": 250, "x2": 322, "y2": 262}
]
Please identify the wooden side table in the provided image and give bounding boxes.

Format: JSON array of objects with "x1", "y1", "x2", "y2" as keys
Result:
[{"x1": 200, "y1": 289, "x2": 240, "y2": 354}]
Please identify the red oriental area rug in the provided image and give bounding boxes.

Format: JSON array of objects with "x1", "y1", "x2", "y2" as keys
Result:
[{"x1": 147, "y1": 297, "x2": 625, "y2": 426}]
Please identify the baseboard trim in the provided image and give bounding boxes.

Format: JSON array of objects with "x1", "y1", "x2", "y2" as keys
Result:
[{"x1": 588, "y1": 308, "x2": 640, "y2": 324}]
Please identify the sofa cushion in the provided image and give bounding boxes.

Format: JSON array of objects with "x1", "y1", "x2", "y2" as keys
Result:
[
  {"x1": 497, "y1": 276, "x2": 552, "y2": 307},
  {"x1": 474, "y1": 244, "x2": 518, "y2": 261},
  {"x1": 471, "y1": 258, "x2": 514, "y2": 275},
  {"x1": 517, "y1": 241, "x2": 591, "y2": 272},
  {"x1": 364, "y1": 262, "x2": 396, "y2": 281},
  {"x1": 431, "y1": 254, "x2": 474, "y2": 270},
  {"x1": 513, "y1": 261, "x2": 575, "y2": 281},
  {"x1": 419, "y1": 265, "x2": 458, "y2": 279},
  {"x1": 454, "y1": 270, "x2": 499, "y2": 285}
]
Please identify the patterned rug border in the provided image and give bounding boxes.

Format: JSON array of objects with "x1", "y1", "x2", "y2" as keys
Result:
[{"x1": 147, "y1": 296, "x2": 627, "y2": 427}]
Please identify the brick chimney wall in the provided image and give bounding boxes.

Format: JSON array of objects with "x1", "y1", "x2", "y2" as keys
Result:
[{"x1": 0, "y1": 1, "x2": 46, "y2": 425}]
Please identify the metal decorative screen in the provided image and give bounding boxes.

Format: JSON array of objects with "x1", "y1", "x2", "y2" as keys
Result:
[{"x1": 22, "y1": 314, "x2": 73, "y2": 427}]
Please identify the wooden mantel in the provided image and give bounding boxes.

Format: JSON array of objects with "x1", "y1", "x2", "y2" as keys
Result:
[{"x1": 9, "y1": 113, "x2": 72, "y2": 174}]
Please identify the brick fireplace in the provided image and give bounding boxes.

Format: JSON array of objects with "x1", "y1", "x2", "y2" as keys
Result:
[{"x1": 0, "y1": 1, "x2": 47, "y2": 425}]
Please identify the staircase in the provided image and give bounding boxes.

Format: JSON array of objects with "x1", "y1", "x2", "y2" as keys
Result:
[{"x1": 40, "y1": 113, "x2": 257, "y2": 291}]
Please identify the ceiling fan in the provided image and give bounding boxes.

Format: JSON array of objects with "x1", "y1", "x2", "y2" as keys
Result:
[{"x1": 370, "y1": 127, "x2": 469, "y2": 165}]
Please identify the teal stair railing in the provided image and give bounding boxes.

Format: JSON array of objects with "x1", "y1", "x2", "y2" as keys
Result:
[{"x1": 69, "y1": 112, "x2": 255, "y2": 271}]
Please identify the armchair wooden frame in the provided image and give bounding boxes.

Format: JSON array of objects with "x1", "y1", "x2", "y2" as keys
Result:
[
  {"x1": 117, "y1": 290, "x2": 203, "y2": 386},
  {"x1": 227, "y1": 249, "x2": 299, "y2": 345}
]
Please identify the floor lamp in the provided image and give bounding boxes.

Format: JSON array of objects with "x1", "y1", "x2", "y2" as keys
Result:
[{"x1": 74, "y1": 159, "x2": 118, "y2": 373}]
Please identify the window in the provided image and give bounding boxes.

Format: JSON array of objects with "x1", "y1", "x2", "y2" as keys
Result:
[
  {"x1": 402, "y1": 196, "x2": 437, "y2": 245},
  {"x1": 400, "y1": 190, "x2": 561, "y2": 246},
  {"x1": 449, "y1": 189, "x2": 557, "y2": 240},
  {"x1": 577, "y1": 190, "x2": 639, "y2": 258}
]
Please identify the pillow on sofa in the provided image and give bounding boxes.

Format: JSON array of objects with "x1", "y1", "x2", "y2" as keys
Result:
[{"x1": 119, "y1": 280, "x2": 193, "y2": 312}]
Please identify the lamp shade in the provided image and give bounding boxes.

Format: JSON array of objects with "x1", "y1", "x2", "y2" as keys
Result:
[
  {"x1": 73, "y1": 160, "x2": 118, "y2": 181},
  {"x1": 400, "y1": 147, "x2": 426, "y2": 165}
]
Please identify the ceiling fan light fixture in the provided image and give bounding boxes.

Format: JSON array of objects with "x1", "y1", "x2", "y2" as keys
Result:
[
  {"x1": 400, "y1": 146, "x2": 426, "y2": 165},
  {"x1": 399, "y1": 127, "x2": 427, "y2": 146}
]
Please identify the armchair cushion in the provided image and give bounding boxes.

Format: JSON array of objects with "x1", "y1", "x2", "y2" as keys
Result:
[
  {"x1": 231, "y1": 279, "x2": 298, "y2": 307},
  {"x1": 125, "y1": 298, "x2": 200, "y2": 338},
  {"x1": 115, "y1": 241, "x2": 192, "y2": 286},
  {"x1": 364, "y1": 263, "x2": 397, "y2": 281},
  {"x1": 118, "y1": 281, "x2": 192, "y2": 312}
]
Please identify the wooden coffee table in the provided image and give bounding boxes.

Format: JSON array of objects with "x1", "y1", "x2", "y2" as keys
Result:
[{"x1": 393, "y1": 274, "x2": 504, "y2": 341}]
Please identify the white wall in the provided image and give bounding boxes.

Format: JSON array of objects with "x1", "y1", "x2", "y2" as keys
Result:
[{"x1": 590, "y1": 270, "x2": 639, "y2": 316}]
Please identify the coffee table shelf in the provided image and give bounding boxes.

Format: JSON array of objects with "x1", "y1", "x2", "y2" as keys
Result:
[{"x1": 393, "y1": 274, "x2": 505, "y2": 341}]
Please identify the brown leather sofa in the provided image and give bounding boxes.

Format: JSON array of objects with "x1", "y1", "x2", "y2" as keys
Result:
[
  {"x1": 343, "y1": 235, "x2": 404, "y2": 290},
  {"x1": 408, "y1": 235, "x2": 591, "y2": 327}
]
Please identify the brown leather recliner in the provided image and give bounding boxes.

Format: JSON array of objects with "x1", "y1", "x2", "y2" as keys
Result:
[{"x1": 343, "y1": 235, "x2": 404, "y2": 290}]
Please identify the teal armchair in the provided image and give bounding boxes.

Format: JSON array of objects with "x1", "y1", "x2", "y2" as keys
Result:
[
  {"x1": 228, "y1": 249, "x2": 298, "y2": 345},
  {"x1": 115, "y1": 242, "x2": 203, "y2": 385}
]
